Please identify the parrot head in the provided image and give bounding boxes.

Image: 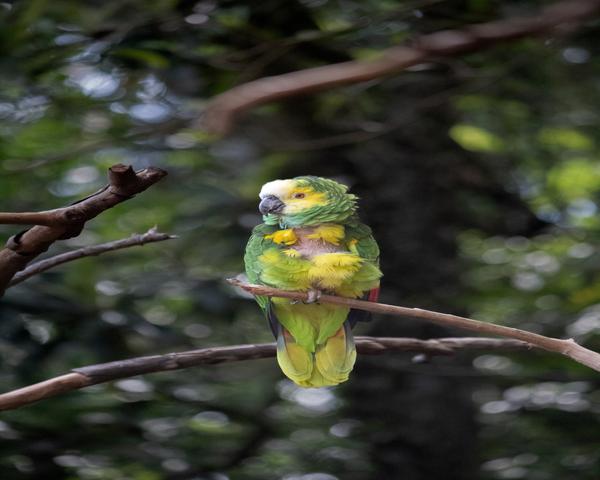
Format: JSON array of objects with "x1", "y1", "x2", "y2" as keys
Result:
[{"x1": 258, "y1": 176, "x2": 357, "y2": 227}]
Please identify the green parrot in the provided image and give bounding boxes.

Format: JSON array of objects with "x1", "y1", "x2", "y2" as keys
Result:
[{"x1": 244, "y1": 176, "x2": 382, "y2": 388}]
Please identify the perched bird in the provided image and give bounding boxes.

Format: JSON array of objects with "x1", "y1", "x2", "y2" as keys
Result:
[{"x1": 244, "y1": 176, "x2": 382, "y2": 387}]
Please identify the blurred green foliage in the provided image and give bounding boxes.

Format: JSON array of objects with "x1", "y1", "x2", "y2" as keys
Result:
[{"x1": 1, "y1": 1, "x2": 599, "y2": 479}]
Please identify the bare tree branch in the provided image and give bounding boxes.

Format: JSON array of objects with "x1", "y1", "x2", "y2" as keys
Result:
[
  {"x1": 8, "y1": 227, "x2": 176, "y2": 287},
  {"x1": 0, "y1": 336, "x2": 531, "y2": 411},
  {"x1": 201, "y1": 0, "x2": 600, "y2": 135},
  {"x1": 229, "y1": 280, "x2": 600, "y2": 373},
  {"x1": 0, "y1": 164, "x2": 167, "y2": 296},
  {"x1": 0, "y1": 211, "x2": 70, "y2": 226}
]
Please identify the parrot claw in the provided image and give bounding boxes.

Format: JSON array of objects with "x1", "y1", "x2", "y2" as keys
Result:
[{"x1": 305, "y1": 289, "x2": 322, "y2": 304}]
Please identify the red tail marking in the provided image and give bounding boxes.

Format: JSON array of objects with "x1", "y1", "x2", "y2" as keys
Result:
[{"x1": 368, "y1": 287, "x2": 380, "y2": 303}]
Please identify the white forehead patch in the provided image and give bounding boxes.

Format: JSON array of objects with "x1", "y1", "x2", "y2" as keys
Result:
[{"x1": 259, "y1": 179, "x2": 295, "y2": 199}]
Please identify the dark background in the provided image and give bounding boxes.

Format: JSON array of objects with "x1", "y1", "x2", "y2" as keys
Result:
[{"x1": 1, "y1": 1, "x2": 599, "y2": 479}]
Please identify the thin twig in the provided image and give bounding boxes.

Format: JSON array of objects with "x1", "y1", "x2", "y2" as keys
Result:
[
  {"x1": 229, "y1": 280, "x2": 600, "y2": 373},
  {"x1": 0, "y1": 164, "x2": 167, "y2": 296},
  {"x1": 201, "y1": 0, "x2": 600, "y2": 135},
  {"x1": 0, "y1": 336, "x2": 530, "y2": 411},
  {"x1": 8, "y1": 227, "x2": 176, "y2": 287}
]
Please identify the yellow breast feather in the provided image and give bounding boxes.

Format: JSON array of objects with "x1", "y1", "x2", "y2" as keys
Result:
[
  {"x1": 308, "y1": 252, "x2": 363, "y2": 290},
  {"x1": 306, "y1": 224, "x2": 345, "y2": 245},
  {"x1": 265, "y1": 229, "x2": 297, "y2": 246},
  {"x1": 258, "y1": 248, "x2": 366, "y2": 292}
]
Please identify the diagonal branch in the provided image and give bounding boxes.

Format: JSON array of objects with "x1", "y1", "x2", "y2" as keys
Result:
[
  {"x1": 0, "y1": 336, "x2": 530, "y2": 411},
  {"x1": 229, "y1": 280, "x2": 600, "y2": 373},
  {"x1": 0, "y1": 164, "x2": 167, "y2": 296},
  {"x1": 202, "y1": 0, "x2": 600, "y2": 135},
  {"x1": 8, "y1": 227, "x2": 176, "y2": 287},
  {"x1": 0, "y1": 211, "x2": 69, "y2": 226}
]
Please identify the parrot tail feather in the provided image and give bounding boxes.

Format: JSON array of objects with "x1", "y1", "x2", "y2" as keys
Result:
[
  {"x1": 276, "y1": 327, "x2": 314, "y2": 384},
  {"x1": 275, "y1": 321, "x2": 357, "y2": 388},
  {"x1": 315, "y1": 321, "x2": 356, "y2": 386}
]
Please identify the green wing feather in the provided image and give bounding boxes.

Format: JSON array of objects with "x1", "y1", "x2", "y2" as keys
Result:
[
  {"x1": 244, "y1": 223, "x2": 277, "y2": 311},
  {"x1": 335, "y1": 221, "x2": 381, "y2": 298},
  {"x1": 345, "y1": 221, "x2": 380, "y2": 265}
]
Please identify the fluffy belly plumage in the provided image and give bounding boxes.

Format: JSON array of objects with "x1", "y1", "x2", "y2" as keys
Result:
[{"x1": 258, "y1": 227, "x2": 365, "y2": 294}]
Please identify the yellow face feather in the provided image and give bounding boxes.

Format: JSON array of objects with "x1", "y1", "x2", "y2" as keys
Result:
[
  {"x1": 284, "y1": 186, "x2": 328, "y2": 214},
  {"x1": 260, "y1": 179, "x2": 328, "y2": 215}
]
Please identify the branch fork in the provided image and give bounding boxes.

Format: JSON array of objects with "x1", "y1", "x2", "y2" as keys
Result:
[{"x1": 0, "y1": 164, "x2": 167, "y2": 295}]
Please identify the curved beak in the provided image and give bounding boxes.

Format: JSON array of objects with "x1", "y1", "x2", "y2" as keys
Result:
[{"x1": 259, "y1": 195, "x2": 285, "y2": 215}]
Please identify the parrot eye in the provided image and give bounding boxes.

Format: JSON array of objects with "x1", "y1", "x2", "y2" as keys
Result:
[{"x1": 292, "y1": 192, "x2": 306, "y2": 199}]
